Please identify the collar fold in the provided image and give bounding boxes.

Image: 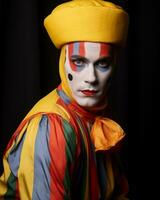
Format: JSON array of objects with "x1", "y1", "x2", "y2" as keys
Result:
[{"x1": 90, "y1": 117, "x2": 125, "y2": 151}]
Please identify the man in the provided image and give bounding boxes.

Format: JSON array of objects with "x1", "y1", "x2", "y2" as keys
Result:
[{"x1": 0, "y1": 0, "x2": 129, "y2": 199}]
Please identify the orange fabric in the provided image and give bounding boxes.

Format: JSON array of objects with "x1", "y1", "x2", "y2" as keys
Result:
[{"x1": 90, "y1": 117, "x2": 125, "y2": 151}]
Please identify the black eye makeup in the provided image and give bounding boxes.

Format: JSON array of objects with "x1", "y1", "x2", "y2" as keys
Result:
[
  {"x1": 94, "y1": 57, "x2": 112, "y2": 70},
  {"x1": 69, "y1": 55, "x2": 113, "y2": 71}
]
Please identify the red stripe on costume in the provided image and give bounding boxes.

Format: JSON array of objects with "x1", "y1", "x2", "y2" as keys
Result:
[
  {"x1": 100, "y1": 43, "x2": 110, "y2": 57},
  {"x1": 3, "y1": 117, "x2": 31, "y2": 155},
  {"x1": 68, "y1": 43, "x2": 77, "y2": 71},
  {"x1": 57, "y1": 97, "x2": 81, "y2": 159},
  {"x1": 16, "y1": 179, "x2": 20, "y2": 200},
  {"x1": 3, "y1": 112, "x2": 44, "y2": 155},
  {"x1": 48, "y1": 114, "x2": 67, "y2": 200},
  {"x1": 57, "y1": 84, "x2": 62, "y2": 91}
]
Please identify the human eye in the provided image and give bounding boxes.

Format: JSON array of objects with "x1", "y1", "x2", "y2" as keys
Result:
[
  {"x1": 96, "y1": 58, "x2": 112, "y2": 70},
  {"x1": 74, "y1": 59, "x2": 85, "y2": 66},
  {"x1": 71, "y1": 57, "x2": 86, "y2": 67}
]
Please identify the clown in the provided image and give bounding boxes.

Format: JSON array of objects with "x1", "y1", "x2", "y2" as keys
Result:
[
  {"x1": 64, "y1": 42, "x2": 113, "y2": 110},
  {"x1": 0, "y1": 0, "x2": 129, "y2": 199}
]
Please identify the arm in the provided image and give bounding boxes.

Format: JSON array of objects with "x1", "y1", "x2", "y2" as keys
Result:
[{"x1": 0, "y1": 114, "x2": 77, "y2": 200}]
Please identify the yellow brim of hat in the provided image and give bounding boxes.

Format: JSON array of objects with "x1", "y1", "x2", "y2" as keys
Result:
[{"x1": 44, "y1": 0, "x2": 129, "y2": 49}]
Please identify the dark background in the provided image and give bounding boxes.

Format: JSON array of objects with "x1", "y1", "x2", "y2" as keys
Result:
[{"x1": 0, "y1": 0, "x2": 154, "y2": 199}]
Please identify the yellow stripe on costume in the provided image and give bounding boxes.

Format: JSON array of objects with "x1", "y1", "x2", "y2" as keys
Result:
[
  {"x1": 0, "y1": 122, "x2": 29, "y2": 197},
  {"x1": 0, "y1": 89, "x2": 71, "y2": 197},
  {"x1": 0, "y1": 156, "x2": 11, "y2": 197},
  {"x1": 18, "y1": 115, "x2": 41, "y2": 199},
  {"x1": 25, "y1": 89, "x2": 70, "y2": 121}
]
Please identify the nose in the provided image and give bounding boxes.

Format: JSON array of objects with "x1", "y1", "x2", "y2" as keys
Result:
[{"x1": 84, "y1": 64, "x2": 97, "y2": 84}]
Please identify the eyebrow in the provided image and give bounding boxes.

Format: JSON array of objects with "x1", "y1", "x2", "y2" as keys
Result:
[
  {"x1": 95, "y1": 56, "x2": 112, "y2": 62},
  {"x1": 70, "y1": 55, "x2": 112, "y2": 62},
  {"x1": 70, "y1": 55, "x2": 88, "y2": 62}
]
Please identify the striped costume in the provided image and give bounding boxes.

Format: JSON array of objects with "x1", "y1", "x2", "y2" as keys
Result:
[{"x1": 0, "y1": 86, "x2": 128, "y2": 200}]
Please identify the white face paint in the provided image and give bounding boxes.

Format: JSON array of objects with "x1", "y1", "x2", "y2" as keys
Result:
[{"x1": 64, "y1": 42, "x2": 114, "y2": 110}]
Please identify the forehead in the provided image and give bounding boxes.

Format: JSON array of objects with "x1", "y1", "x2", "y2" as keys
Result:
[{"x1": 66, "y1": 42, "x2": 112, "y2": 58}]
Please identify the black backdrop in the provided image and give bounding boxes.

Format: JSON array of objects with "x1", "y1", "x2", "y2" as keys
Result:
[{"x1": 0, "y1": 0, "x2": 155, "y2": 199}]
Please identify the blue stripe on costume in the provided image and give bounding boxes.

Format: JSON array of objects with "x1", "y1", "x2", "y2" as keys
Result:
[
  {"x1": 32, "y1": 115, "x2": 51, "y2": 200},
  {"x1": 8, "y1": 133, "x2": 26, "y2": 177},
  {"x1": 57, "y1": 89, "x2": 71, "y2": 105}
]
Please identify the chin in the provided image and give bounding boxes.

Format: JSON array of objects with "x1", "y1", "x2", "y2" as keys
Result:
[
  {"x1": 79, "y1": 102, "x2": 98, "y2": 109},
  {"x1": 76, "y1": 98, "x2": 104, "y2": 111},
  {"x1": 76, "y1": 97, "x2": 96, "y2": 105},
  {"x1": 74, "y1": 95, "x2": 108, "y2": 111}
]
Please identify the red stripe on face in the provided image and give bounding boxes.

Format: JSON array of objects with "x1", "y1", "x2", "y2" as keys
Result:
[
  {"x1": 68, "y1": 42, "x2": 86, "y2": 72},
  {"x1": 100, "y1": 43, "x2": 111, "y2": 57},
  {"x1": 68, "y1": 43, "x2": 77, "y2": 71}
]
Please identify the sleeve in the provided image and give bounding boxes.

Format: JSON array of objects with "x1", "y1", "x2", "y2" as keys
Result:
[{"x1": 0, "y1": 113, "x2": 77, "y2": 200}]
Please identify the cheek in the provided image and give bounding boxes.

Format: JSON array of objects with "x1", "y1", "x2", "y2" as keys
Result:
[
  {"x1": 65, "y1": 46, "x2": 81, "y2": 81},
  {"x1": 65, "y1": 55, "x2": 74, "y2": 82},
  {"x1": 65, "y1": 58, "x2": 83, "y2": 85},
  {"x1": 68, "y1": 59, "x2": 78, "y2": 72},
  {"x1": 65, "y1": 62, "x2": 75, "y2": 82},
  {"x1": 65, "y1": 64, "x2": 80, "y2": 87},
  {"x1": 98, "y1": 70, "x2": 112, "y2": 87},
  {"x1": 68, "y1": 73, "x2": 73, "y2": 81}
]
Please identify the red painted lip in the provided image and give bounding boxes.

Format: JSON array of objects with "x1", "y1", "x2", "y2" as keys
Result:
[{"x1": 81, "y1": 90, "x2": 98, "y2": 96}]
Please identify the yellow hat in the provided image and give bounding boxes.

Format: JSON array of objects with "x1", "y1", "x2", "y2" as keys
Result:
[{"x1": 44, "y1": 0, "x2": 129, "y2": 49}]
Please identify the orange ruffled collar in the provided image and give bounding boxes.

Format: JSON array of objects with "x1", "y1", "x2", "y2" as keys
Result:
[
  {"x1": 90, "y1": 117, "x2": 125, "y2": 151},
  {"x1": 68, "y1": 100, "x2": 125, "y2": 152}
]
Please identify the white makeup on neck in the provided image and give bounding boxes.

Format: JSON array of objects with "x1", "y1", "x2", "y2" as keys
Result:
[{"x1": 64, "y1": 42, "x2": 114, "y2": 110}]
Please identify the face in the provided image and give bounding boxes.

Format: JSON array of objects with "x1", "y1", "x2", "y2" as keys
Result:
[{"x1": 64, "y1": 42, "x2": 114, "y2": 110}]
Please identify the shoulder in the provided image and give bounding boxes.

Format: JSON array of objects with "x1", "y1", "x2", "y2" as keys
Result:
[
  {"x1": 5, "y1": 113, "x2": 77, "y2": 185},
  {"x1": 24, "y1": 89, "x2": 70, "y2": 121},
  {"x1": 12, "y1": 113, "x2": 75, "y2": 149},
  {"x1": 6, "y1": 113, "x2": 77, "y2": 167}
]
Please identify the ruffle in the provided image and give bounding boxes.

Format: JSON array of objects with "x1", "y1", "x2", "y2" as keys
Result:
[{"x1": 90, "y1": 117, "x2": 125, "y2": 151}]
